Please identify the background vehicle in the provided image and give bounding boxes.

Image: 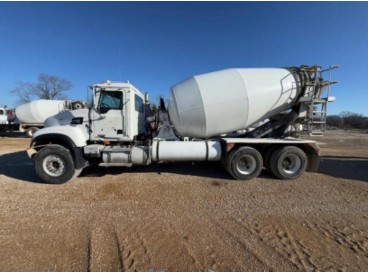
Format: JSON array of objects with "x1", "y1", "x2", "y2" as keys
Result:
[
  {"x1": 0, "y1": 107, "x2": 8, "y2": 131},
  {"x1": 16, "y1": 99, "x2": 86, "y2": 137},
  {"x1": 27, "y1": 65, "x2": 338, "y2": 184}
]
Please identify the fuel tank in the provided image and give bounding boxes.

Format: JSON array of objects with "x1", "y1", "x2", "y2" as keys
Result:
[{"x1": 168, "y1": 68, "x2": 300, "y2": 138}]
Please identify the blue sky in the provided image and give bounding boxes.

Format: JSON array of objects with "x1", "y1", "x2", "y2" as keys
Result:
[{"x1": 0, "y1": 2, "x2": 367, "y2": 115}]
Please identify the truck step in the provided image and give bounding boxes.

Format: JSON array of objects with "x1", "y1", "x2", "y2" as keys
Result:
[
  {"x1": 99, "y1": 163, "x2": 133, "y2": 167},
  {"x1": 309, "y1": 132, "x2": 324, "y2": 136}
]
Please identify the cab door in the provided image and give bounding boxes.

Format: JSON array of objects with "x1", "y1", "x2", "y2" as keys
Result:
[{"x1": 92, "y1": 90, "x2": 124, "y2": 140}]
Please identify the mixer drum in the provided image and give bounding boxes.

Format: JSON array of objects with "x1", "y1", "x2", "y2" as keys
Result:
[
  {"x1": 15, "y1": 100, "x2": 66, "y2": 125},
  {"x1": 168, "y1": 68, "x2": 300, "y2": 138}
]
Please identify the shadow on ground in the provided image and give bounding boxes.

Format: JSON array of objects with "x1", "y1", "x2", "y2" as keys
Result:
[
  {"x1": 319, "y1": 157, "x2": 368, "y2": 182},
  {"x1": 0, "y1": 131, "x2": 27, "y2": 138},
  {"x1": 80, "y1": 161, "x2": 234, "y2": 180},
  {"x1": 1, "y1": 151, "x2": 367, "y2": 184},
  {"x1": 0, "y1": 151, "x2": 39, "y2": 183},
  {"x1": 0, "y1": 150, "x2": 234, "y2": 183}
]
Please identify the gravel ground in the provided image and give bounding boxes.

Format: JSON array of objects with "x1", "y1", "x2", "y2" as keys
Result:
[{"x1": 0, "y1": 130, "x2": 367, "y2": 271}]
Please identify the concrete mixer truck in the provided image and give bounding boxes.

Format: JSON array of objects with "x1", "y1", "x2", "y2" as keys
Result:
[{"x1": 27, "y1": 65, "x2": 338, "y2": 184}]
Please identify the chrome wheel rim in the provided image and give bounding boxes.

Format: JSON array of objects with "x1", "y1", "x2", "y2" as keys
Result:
[
  {"x1": 42, "y1": 155, "x2": 66, "y2": 177},
  {"x1": 281, "y1": 154, "x2": 301, "y2": 174},
  {"x1": 237, "y1": 155, "x2": 257, "y2": 175}
]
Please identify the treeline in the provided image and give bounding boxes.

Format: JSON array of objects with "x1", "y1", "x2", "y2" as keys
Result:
[{"x1": 327, "y1": 112, "x2": 368, "y2": 130}]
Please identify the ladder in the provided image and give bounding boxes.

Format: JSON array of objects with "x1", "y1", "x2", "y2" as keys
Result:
[
  {"x1": 303, "y1": 65, "x2": 338, "y2": 136},
  {"x1": 308, "y1": 98, "x2": 328, "y2": 136}
]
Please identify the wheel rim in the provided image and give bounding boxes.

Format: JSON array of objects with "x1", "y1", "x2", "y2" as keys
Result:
[
  {"x1": 42, "y1": 154, "x2": 66, "y2": 177},
  {"x1": 236, "y1": 155, "x2": 257, "y2": 175},
  {"x1": 281, "y1": 154, "x2": 301, "y2": 174}
]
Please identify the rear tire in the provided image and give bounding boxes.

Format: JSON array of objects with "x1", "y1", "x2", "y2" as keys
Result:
[
  {"x1": 34, "y1": 144, "x2": 79, "y2": 184},
  {"x1": 269, "y1": 146, "x2": 307, "y2": 180},
  {"x1": 227, "y1": 146, "x2": 263, "y2": 180},
  {"x1": 25, "y1": 127, "x2": 38, "y2": 138},
  {"x1": 263, "y1": 145, "x2": 278, "y2": 171}
]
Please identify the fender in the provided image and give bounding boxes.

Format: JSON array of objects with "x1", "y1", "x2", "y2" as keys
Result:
[
  {"x1": 32, "y1": 125, "x2": 88, "y2": 147},
  {"x1": 30, "y1": 126, "x2": 89, "y2": 169}
]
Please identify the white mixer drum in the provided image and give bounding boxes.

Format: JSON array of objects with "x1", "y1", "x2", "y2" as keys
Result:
[
  {"x1": 15, "y1": 99, "x2": 65, "y2": 124},
  {"x1": 168, "y1": 68, "x2": 300, "y2": 138}
]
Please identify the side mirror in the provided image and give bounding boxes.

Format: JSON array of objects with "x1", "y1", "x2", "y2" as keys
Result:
[
  {"x1": 159, "y1": 97, "x2": 166, "y2": 111},
  {"x1": 145, "y1": 92, "x2": 149, "y2": 104}
]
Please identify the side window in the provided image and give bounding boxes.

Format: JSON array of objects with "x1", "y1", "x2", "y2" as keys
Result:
[
  {"x1": 98, "y1": 91, "x2": 122, "y2": 114},
  {"x1": 135, "y1": 94, "x2": 144, "y2": 113}
]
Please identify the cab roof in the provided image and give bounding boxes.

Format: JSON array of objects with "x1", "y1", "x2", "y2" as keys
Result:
[{"x1": 91, "y1": 80, "x2": 144, "y2": 97}]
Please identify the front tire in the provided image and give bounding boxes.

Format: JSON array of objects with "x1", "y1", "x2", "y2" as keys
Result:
[
  {"x1": 34, "y1": 144, "x2": 79, "y2": 184},
  {"x1": 269, "y1": 146, "x2": 307, "y2": 180},
  {"x1": 227, "y1": 146, "x2": 263, "y2": 180}
]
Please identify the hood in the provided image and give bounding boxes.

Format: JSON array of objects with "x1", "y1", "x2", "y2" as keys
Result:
[{"x1": 44, "y1": 109, "x2": 90, "y2": 127}]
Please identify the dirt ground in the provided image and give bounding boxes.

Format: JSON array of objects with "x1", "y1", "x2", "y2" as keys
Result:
[{"x1": 0, "y1": 130, "x2": 367, "y2": 271}]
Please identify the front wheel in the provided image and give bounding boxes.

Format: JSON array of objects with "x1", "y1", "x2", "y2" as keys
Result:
[{"x1": 34, "y1": 144, "x2": 80, "y2": 184}]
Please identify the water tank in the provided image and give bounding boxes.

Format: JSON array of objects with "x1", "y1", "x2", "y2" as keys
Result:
[
  {"x1": 15, "y1": 100, "x2": 66, "y2": 124},
  {"x1": 168, "y1": 68, "x2": 300, "y2": 138}
]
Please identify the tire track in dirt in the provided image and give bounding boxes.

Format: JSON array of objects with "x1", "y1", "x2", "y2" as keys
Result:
[
  {"x1": 249, "y1": 219, "x2": 368, "y2": 271},
  {"x1": 211, "y1": 218, "x2": 273, "y2": 271},
  {"x1": 134, "y1": 219, "x2": 204, "y2": 271},
  {"x1": 254, "y1": 221, "x2": 340, "y2": 271},
  {"x1": 112, "y1": 226, "x2": 124, "y2": 271},
  {"x1": 163, "y1": 209, "x2": 268, "y2": 271},
  {"x1": 165, "y1": 220, "x2": 211, "y2": 271},
  {"x1": 176, "y1": 236, "x2": 204, "y2": 271},
  {"x1": 308, "y1": 221, "x2": 368, "y2": 258},
  {"x1": 210, "y1": 217, "x2": 303, "y2": 271},
  {"x1": 86, "y1": 221, "x2": 124, "y2": 271},
  {"x1": 283, "y1": 226, "x2": 317, "y2": 271}
]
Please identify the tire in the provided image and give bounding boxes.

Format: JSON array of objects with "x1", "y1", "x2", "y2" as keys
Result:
[
  {"x1": 269, "y1": 146, "x2": 308, "y2": 180},
  {"x1": 227, "y1": 146, "x2": 263, "y2": 180},
  {"x1": 34, "y1": 144, "x2": 79, "y2": 184},
  {"x1": 263, "y1": 146, "x2": 278, "y2": 171},
  {"x1": 25, "y1": 127, "x2": 38, "y2": 138},
  {"x1": 72, "y1": 102, "x2": 84, "y2": 110}
]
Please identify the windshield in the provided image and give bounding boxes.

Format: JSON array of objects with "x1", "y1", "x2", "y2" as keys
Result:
[{"x1": 98, "y1": 91, "x2": 122, "y2": 114}]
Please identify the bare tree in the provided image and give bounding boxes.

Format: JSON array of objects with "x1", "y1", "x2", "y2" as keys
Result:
[
  {"x1": 326, "y1": 115, "x2": 343, "y2": 128},
  {"x1": 11, "y1": 73, "x2": 72, "y2": 104},
  {"x1": 327, "y1": 112, "x2": 368, "y2": 130}
]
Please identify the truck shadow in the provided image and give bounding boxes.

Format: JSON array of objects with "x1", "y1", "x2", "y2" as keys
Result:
[
  {"x1": 318, "y1": 157, "x2": 368, "y2": 182},
  {"x1": 1, "y1": 151, "x2": 367, "y2": 184},
  {"x1": 0, "y1": 131, "x2": 27, "y2": 138},
  {"x1": 80, "y1": 163, "x2": 281, "y2": 181},
  {"x1": 0, "y1": 151, "x2": 233, "y2": 183},
  {"x1": 0, "y1": 151, "x2": 40, "y2": 183},
  {"x1": 80, "y1": 162, "x2": 233, "y2": 180}
]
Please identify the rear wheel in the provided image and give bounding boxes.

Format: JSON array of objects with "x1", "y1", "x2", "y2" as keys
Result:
[
  {"x1": 263, "y1": 145, "x2": 278, "y2": 171},
  {"x1": 34, "y1": 144, "x2": 80, "y2": 184},
  {"x1": 227, "y1": 146, "x2": 263, "y2": 180},
  {"x1": 269, "y1": 146, "x2": 307, "y2": 180},
  {"x1": 25, "y1": 127, "x2": 38, "y2": 138}
]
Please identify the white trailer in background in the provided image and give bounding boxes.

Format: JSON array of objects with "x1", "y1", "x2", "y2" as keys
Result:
[
  {"x1": 16, "y1": 99, "x2": 85, "y2": 137},
  {"x1": 0, "y1": 107, "x2": 8, "y2": 131},
  {"x1": 27, "y1": 65, "x2": 338, "y2": 184},
  {"x1": 0, "y1": 107, "x2": 18, "y2": 131}
]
